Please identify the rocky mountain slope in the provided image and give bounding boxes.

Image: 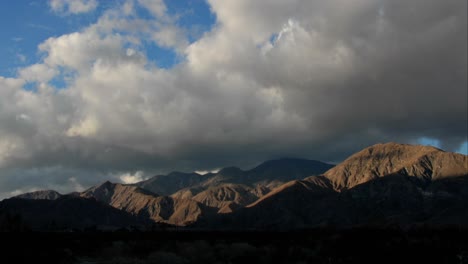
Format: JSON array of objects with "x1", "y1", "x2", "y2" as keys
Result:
[
  {"x1": 218, "y1": 143, "x2": 468, "y2": 229},
  {"x1": 80, "y1": 181, "x2": 209, "y2": 226},
  {"x1": 4, "y1": 143, "x2": 467, "y2": 230},
  {"x1": 323, "y1": 143, "x2": 467, "y2": 190}
]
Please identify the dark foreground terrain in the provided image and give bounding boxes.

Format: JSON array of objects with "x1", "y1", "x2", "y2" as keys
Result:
[{"x1": 1, "y1": 228, "x2": 467, "y2": 264}]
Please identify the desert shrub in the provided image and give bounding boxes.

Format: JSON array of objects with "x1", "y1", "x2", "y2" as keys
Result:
[
  {"x1": 147, "y1": 251, "x2": 188, "y2": 264},
  {"x1": 176, "y1": 240, "x2": 216, "y2": 263},
  {"x1": 101, "y1": 256, "x2": 146, "y2": 264}
]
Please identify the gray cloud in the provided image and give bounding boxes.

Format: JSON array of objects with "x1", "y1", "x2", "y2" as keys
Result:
[{"x1": 0, "y1": 0, "x2": 466, "y2": 199}]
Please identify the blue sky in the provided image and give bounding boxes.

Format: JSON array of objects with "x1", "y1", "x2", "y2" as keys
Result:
[
  {"x1": 1, "y1": 1, "x2": 97, "y2": 76},
  {"x1": 0, "y1": 0, "x2": 466, "y2": 197},
  {"x1": 0, "y1": 0, "x2": 215, "y2": 77}
]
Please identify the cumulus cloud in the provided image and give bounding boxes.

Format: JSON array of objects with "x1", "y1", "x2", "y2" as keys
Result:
[
  {"x1": 0, "y1": 0, "x2": 466, "y2": 199},
  {"x1": 138, "y1": 0, "x2": 167, "y2": 19},
  {"x1": 49, "y1": 0, "x2": 98, "y2": 15},
  {"x1": 19, "y1": 64, "x2": 58, "y2": 83},
  {"x1": 118, "y1": 171, "x2": 147, "y2": 184}
]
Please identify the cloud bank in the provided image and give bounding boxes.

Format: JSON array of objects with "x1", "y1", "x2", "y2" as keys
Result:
[{"x1": 0, "y1": 0, "x2": 466, "y2": 198}]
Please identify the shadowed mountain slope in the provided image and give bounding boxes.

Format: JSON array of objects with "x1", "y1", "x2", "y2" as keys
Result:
[
  {"x1": 15, "y1": 190, "x2": 62, "y2": 200},
  {"x1": 136, "y1": 172, "x2": 205, "y2": 196},
  {"x1": 0, "y1": 195, "x2": 148, "y2": 231}
]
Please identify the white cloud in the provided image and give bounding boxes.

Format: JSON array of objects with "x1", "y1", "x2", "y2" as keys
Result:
[
  {"x1": 66, "y1": 115, "x2": 99, "y2": 137},
  {"x1": 69, "y1": 177, "x2": 85, "y2": 191},
  {"x1": 19, "y1": 64, "x2": 58, "y2": 83},
  {"x1": 195, "y1": 168, "x2": 220, "y2": 175},
  {"x1": 152, "y1": 24, "x2": 189, "y2": 53},
  {"x1": 138, "y1": 0, "x2": 167, "y2": 19},
  {"x1": 39, "y1": 31, "x2": 128, "y2": 73},
  {"x1": 49, "y1": 0, "x2": 98, "y2": 15},
  {"x1": 119, "y1": 171, "x2": 147, "y2": 184}
]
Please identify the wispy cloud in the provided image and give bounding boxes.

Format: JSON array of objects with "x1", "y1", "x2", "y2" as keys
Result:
[
  {"x1": 16, "y1": 53, "x2": 26, "y2": 63},
  {"x1": 49, "y1": 0, "x2": 98, "y2": 15},
  {"x1": 28, "y1": 23, "x2": 54, "y2": 31}
]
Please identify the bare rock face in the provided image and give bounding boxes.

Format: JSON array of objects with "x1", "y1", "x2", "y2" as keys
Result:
[
  {"x1": 80, "y1": 182, "x2": 206, "y2": 226},
  {"x1": 192, "y1": 184, "x2": 259, "y2": 211},
  {"x1": 15, "y1": 190, "x2": 62, "y2": 200},
  {"x1": 323, "y1": 142, "x2": 468, "y2": 190},
  {"x1": 170, "y1": 187, "x2": 203, "y2": 200}
]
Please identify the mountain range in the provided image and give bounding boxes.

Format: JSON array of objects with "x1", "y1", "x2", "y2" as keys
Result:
[{"x1": 1, "y1": 143, "x2": 466, "y2": 231}]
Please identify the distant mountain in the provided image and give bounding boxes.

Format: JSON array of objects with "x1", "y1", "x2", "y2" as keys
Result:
[
  {"x1": 137, "y1": 172, "x2": 206, "y2": 196},
  {"x1": 15, "y1": 190, "x2": 62, "y2": 200},
  {"x1": 247, "y1": 158, "x2": 334, "y2": 183},
  {"x1": 139, "y1": 158, "x2": 333, "y2": 211},
  {"x1": 218, "y1": 143, "x2": 468, "y2": 229}
]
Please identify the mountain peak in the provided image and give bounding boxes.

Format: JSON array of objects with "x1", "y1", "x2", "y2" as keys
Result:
[
  {"x1": 324, "y1": 142, "x2": 466, "y2": 190},
  {"x1": 365, "y1": 142, "x2": 443, "y2": 154},
  {"x1": 95, "y1": 180, "x2": 115, "y2": 188}
]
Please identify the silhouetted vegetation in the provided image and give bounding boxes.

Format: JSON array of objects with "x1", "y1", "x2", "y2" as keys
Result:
[{"x1": 1, "y1": 228, "x2": 467, "y2": 264}]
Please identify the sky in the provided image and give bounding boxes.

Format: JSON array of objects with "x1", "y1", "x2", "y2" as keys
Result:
[{"x1": 0, "y1": 0, "x2": 466, "y2": 199}]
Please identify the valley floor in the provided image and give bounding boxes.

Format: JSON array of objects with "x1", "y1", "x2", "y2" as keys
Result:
[{"x1": 1, "y1": 227, "x2": 467, "y2": 264}]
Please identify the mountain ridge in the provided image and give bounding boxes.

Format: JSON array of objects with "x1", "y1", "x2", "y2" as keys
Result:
[
  {"x1": 323, "y1": 142, "x2": 467, "y2": 190},
  {"x1": 218, "y1": 143, "x2": 468, "y2": 229},
  {"x1": 4, "y1": 143, "x2": 467, "y2": 230}
]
